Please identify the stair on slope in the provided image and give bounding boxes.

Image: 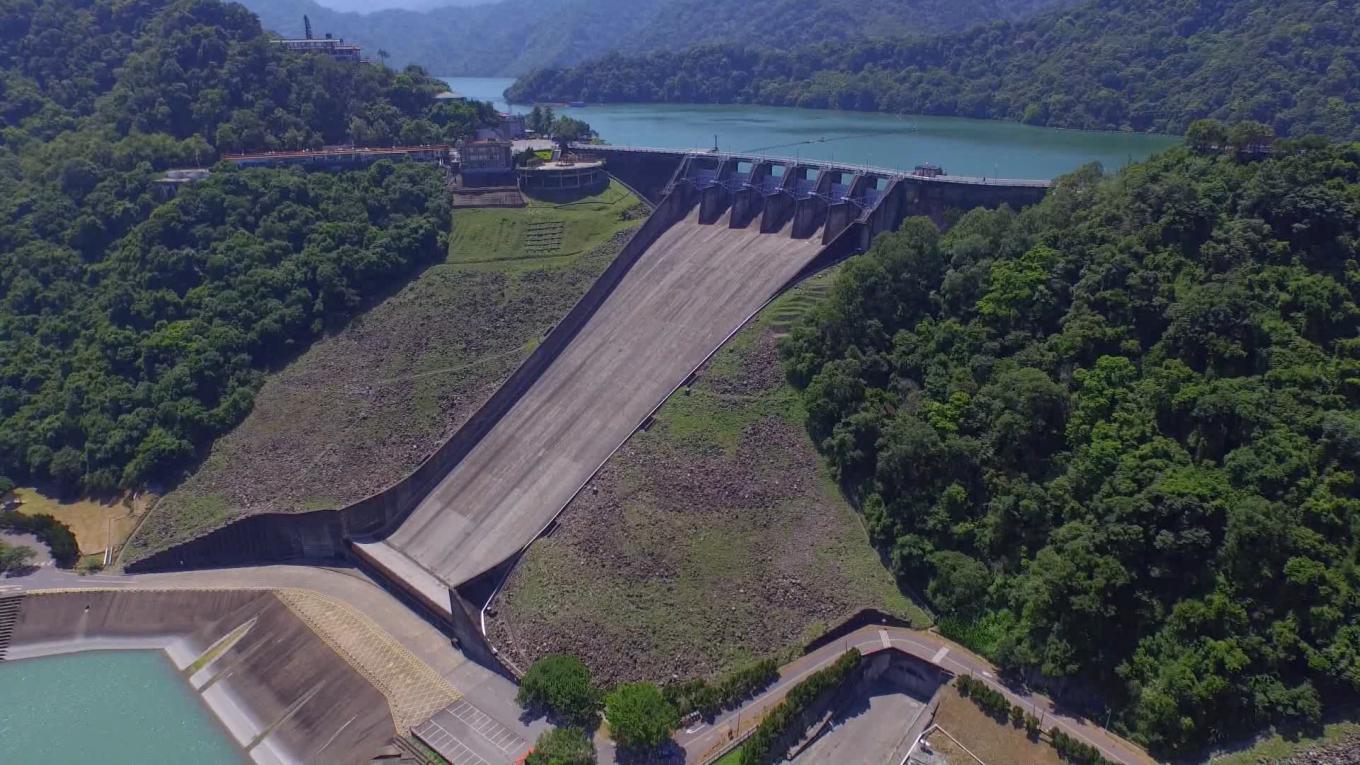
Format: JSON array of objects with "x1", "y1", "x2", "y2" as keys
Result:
[{"x1": 0, "y1": 593, "x2": 24, "y2": 661}]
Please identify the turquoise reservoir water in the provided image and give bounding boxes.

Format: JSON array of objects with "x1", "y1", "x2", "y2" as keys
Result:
[
  {"x1": 444, "y1": 77, "x2": 1179, "y2": 180},
  {"x1": 0, "y1": 651, "x2": 244, "y2": 765}
]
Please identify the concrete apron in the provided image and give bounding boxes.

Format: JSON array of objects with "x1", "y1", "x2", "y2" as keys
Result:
[{"x1": 5, "y1": 589, "x2": 403, "y2": 765}]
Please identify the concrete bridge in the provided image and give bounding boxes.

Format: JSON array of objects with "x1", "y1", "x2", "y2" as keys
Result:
[{"x1": 129, "y1": 146, "x2": 1051, "y2": 667}]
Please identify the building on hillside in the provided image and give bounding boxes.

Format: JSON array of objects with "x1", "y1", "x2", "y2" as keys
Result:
[
  {"x1": 434, "y1": 90, "x2": 465, "y2": 102},
  {"x1": 459, "y1": 139, "x2": 515, "y2": 187},
  {"x1": 500, "y1": 113, "x2": 526, "y2": 139},
  {"x1": 275, "y1": 35, "x2": 363, "y2": 63},
  {"x1": 225, "y1": 145, "x2": 451, "y2": 171},
  {"x1": 153, "y1": 168, "x2": 211, "y2": 199}
]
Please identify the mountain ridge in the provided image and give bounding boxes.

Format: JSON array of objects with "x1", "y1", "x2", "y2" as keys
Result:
[
  {"x1": 507, "y1": 0, "x2": 1360, "y2": 139},
  {"x1": 238, "y1": 0, "x2": 1070, "y2": 75}
]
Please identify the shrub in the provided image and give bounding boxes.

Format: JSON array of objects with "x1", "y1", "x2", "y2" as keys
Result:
[
  {"x1": 604, "y1": 682, "x2": 678, "y2": 751},
  {"x1": 0, "y1": 512, "x2": 78, "y2": 567},
  {"x1": 525, "y1": 727, "x2": 595, "y2": 765},
  {"x1": 954, "y1": 675, "x2": 1010, "y2": 721},
  {"x1": 664, "y1": 658, "x2": 779, "y2": 719},
  {"x1": 1049, "y1": 727, "x2": 1113, "y2": 765},
  {"x1": 741, "y1": 650, "x2": 862, "y2": 765},
  {"x1": 0, "y1": 540, "x2": 37, "y2": 573},
  {"x1": 517, "y1": 655, "x2": 600, "y2": 726}
]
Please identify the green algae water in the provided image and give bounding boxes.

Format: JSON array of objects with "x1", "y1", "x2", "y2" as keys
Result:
[
  {"x1": 0, "y1": 651, "x2": 244, "y2": 765},
  {"x1": 444, "y1": 77, "x2": 1179, "y2": 180}
]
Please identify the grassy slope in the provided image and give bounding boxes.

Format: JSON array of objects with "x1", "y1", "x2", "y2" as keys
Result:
[
  {"x1": 489, "y1": 269, "x2": 929, "y2": 685},
  {"x1": 124, "y1": 184, "x2": 644, "y2": 562}
]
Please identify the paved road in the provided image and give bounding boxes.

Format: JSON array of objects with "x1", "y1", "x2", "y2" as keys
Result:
[
  {"x1": 0, "y1": 565, "x2": 546, "y2": 765},
  {"x1": 372, "y1": 209, "x2": 823, "y2": 592},
  {"x1": 677, "y1": 626, "x2": 1159, "y2": 765}
]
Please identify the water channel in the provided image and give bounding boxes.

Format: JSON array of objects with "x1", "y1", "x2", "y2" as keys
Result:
[
  {"x1": 444, "y1": 77, "x2": 1179, "y2": 179},
  {"x1": 0, "y1": 650, "x2": 244, "y2": 764}
]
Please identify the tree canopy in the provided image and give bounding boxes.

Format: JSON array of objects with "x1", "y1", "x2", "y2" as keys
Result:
[
  {"x1": 509, "y1": 0, "x2": 1360, "y2": 140},
  {"x1": 517, "y1": 655, "x2": 601, "y2": 727},
  {"x1": 782, "y1": 137, "x2": 1360, "y2": 756},
  {"x1": 603, "y1": 682, "x2": 678, "y2": 751},
  {"x1": 525, "y1": 728, "x2": 596, "y2": 765},
  {"x1": 240, "y1": 0, "x2": 1067, "y2": 77},
  {"x1": 0, "y1": 0, "x2": 494, "y2": 494}
]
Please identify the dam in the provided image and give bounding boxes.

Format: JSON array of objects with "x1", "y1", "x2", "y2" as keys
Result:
[{"x1": 129, "y1": 148, "x2": 1049, "y2": 648}]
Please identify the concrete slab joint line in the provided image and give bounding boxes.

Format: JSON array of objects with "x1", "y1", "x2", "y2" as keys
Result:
[{"x1": 273, "y1": 588, "x2": 460, "y2": 731}]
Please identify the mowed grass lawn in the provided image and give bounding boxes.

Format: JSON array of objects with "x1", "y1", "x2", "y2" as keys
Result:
[
  {"x1": 490, "y1": 270, "x2": 929, "y2": 685},
  {"x1": 125, "y1": 184, "x2": 645, "y2": 564},
  {"x1": 447, "y1": 184, "x2": 641, "y2": 265},
  {"x1": 10, "y1": 487, "x2": 140, "y2": 556}
]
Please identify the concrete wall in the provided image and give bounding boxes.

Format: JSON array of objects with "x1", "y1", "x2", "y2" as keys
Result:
[
  {"x1": 580, "y1": 147, "x2": 686, "y2": 204},
  {"x1": 9, "y1": 590, "x2": 397, "y2": 765},
  {"x1": 130, "y1": 183, "x2": 701, "y2": 575},
  {"x1": 905, "y1": 177, "x2": 1047, "y2": 227}
]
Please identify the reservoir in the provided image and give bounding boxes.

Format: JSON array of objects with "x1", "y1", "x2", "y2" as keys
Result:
[
  {"x1": 444, "y1": 77, "x2": 1179, "y2": 179},
  {"x1": 0, "y1": 650, "x2": 244, "y2": 765}
]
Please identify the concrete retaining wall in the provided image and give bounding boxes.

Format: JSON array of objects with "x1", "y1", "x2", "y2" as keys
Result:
[
  {"x1": 580, "y1": 147, "x2": 686, "y2": 204},
  {"x1": 906, "y1": 176, "x2": 1047, "y2": 226},
  {"x1": 8, "y1": 590, "x2": 397, "y2": 765},
  {"x1": 131, "y1": 183, "x2": 702, "y2": 578}
]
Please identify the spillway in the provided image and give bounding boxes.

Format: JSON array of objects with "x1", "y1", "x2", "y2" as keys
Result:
[{"x1": 356, "y1": 205, "x2": 823, "y2": 602}]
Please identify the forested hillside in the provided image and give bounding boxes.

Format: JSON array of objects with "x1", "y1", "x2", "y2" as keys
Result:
[
  {"x1": 781, "y1": 134, "x2": 1360, "y2": 756},
  {"x1": 0, "y1": 0, "x2": 494, "y2": 494},
  {"x1": 240, "y1": 0, "x2": 1067, "y2": 76},
  {"x1": 509, "y1": 0, "x2": 1360, "y2": 140}
]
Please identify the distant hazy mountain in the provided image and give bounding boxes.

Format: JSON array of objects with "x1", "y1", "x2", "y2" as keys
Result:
[
  {"x1": 239, "y1": 0, "x2": 1070, "y2": 75},
  {"x1": 313, "y1": 0, "x2": 491, "y2": 12},
  {"x1": 509, "y1": 0, "x2": 1360, "y2": 140}
]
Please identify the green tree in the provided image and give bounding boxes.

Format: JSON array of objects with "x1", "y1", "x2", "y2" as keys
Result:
[
  {"x1": 1227, "y1": 120, "x2": 1276, "y2": 154},
  {"x1": 1184, "y1": 119, "x2": 1227, "y2": 152},
  {"x1": 782, "y1": 142, "x2": 1360, "y2": 756},
  {"x1": 552, "y1": 116, "x2": 594, "y2": 148},
  {"x1": 49, "y1": 447, "x2": 84, "y2": 493},
  {"x1": 517, "y1": 655, "x2": 600, "y2": 725},
  {"x1": 0, "y1": 541, "x2": 37, "y2": 574},
  {"x1": 604, "y1": 683, "x2": 678, "y2": 751},
  {"x1": 525, "y1": 728, "x2": 595, "y2": 765},
  {"x1": 927, "y1": 551, "x2": 991, "y2": 617}
]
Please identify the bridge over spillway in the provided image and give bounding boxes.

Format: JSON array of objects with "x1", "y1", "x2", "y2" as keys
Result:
[{"x1": 131, "y1": 146, "x2": 1050, "y2": 666}]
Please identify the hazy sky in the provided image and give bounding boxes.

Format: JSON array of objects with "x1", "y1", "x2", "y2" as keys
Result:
[{"x1": 313, "y1": 0, "x2": 488, "y2": 12}]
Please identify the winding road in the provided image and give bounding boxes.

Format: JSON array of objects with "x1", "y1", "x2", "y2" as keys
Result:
[{"x1": 677, "y1": 625, "x2": 1158, "y2": 765}]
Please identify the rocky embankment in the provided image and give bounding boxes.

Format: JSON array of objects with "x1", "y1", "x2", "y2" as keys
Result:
[{"x1": 1270, "y1": 735, "x2": 1360, "y2": 765}]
